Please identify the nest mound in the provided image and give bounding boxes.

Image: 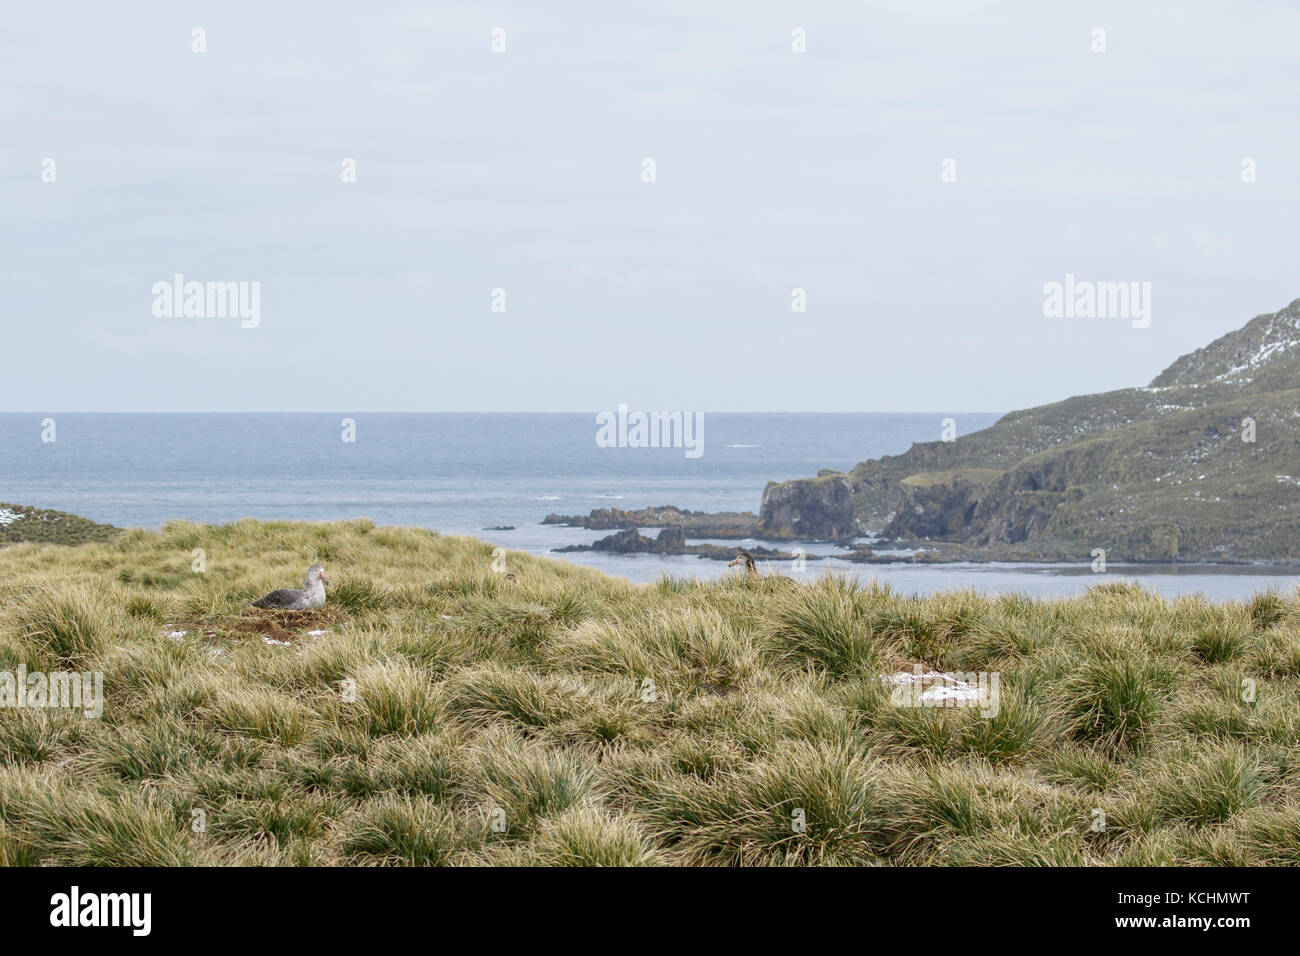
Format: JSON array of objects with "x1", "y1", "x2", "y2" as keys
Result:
[{"x1": 221, "y1": 606, "x2": 347, "y2": 644}]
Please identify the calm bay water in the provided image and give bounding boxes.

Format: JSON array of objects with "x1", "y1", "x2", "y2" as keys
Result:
[{"x1": 1, "y1": 412, "x2": 1293, "y2": 599}]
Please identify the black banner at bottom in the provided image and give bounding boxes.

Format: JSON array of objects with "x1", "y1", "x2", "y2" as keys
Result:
[{"x1": 0, "y1": 865, "x2": 1274, "y2": 943}]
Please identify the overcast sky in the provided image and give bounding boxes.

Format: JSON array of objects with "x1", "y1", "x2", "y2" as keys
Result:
[{"x1": 3, "y1": 0, "x2": 1297, "y2": 412}]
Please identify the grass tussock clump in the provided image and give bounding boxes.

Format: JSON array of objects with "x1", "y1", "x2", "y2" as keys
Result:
[
  {"x1": 342, "y1": 796, "x2": 471, "y2": 866},
  {"x1": 492, "y1": 806, "x2": 664, "y2": 866},
  {"x1": 638, "y1": 740, "x2": 895, "y2": 866},
  {"x1": 9, "y1": 584, "x2": 121, "y2": 666},
  {"x1": 1055, "y1": 625, "x2": 1186, "y2": 751},
  {"x1": 1141, "y1": 742, "x2": 1267, "y2": 828},
  {"x1": 871, "y1": 683, "x2": 1055, "y2": 764},
  {"x1": 763, "y1": 579, "x2": 883, "y2": 678},
  {"x1": 0, "y1": 518, "x2": 1295, "y2": 866}
]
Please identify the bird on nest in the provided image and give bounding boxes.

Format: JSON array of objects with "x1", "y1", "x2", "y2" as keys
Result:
[{"x1": 252, "y1": 563, "x2": 330, "y2": 610}]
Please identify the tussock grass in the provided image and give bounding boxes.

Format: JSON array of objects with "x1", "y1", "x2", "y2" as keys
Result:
[
  {"x1": 457, "y1": 728, "x2": 604, "y2": 837},
  {"x1": 762, "y1": 576, "x2": 881, "y2": 677},
  {"x1": 1141, "y1": 742, "x2": 1267, "y2": 828},
  {"x1": 0, "y1": 518, "x2": 1295, "y2": 865},
  {"x1": 10, "y1": 584, "x2": 119, "y2": 666},
  {"x1": 1187, "y1": 606, "x2": 1253, "y2": 664},
  {"x1": 0, "y1": 768, "x2": 196, "y2": 866},
  {"x1": 1055, "y1": 624, "x2": 1186, "y2": 751},
  {"x1": 342, "y1": 796, "x2": 470, "y2": 865},
  {"x1": 486, "y1": 806, "x2": 664, "y2": 866},
  {"x1": 344, "y1": 661, "x2": 443, "y2": 738},
  {"x1": 872, "y1": 683, "x2": 1056, "y2": 764},
  {"x1": 638, "y1": 740, "x2": 896, "y2": 865}
]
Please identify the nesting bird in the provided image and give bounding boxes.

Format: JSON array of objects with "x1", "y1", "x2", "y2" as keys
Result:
[{"x1": 252, "y1": 563, "x2": 330, "y2": 610}]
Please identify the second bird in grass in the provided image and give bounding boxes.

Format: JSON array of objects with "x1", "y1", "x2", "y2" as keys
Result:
[
  {"x1": 252, "y1": 563, "x2": 330, "y2": 610},
  {"x1": 728, "y1": 551, "x2": 759, "y2": 575}
]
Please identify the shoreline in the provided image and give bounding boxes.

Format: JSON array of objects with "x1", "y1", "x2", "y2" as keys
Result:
[
  {"x1": 1, "y1": 501, "x2": 1294, "y2": 600},
  {"x1": 3, "y1": 501, "x2": 1297, "y2": 574}
]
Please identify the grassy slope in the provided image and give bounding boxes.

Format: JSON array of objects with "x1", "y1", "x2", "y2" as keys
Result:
[
  {"x1": 0, "y1": 503, "x2": 120, "y2": 547},
  {"x1": 1, "y1": 519, "x2": 1299, "y2": 866},
  {"x1": 1007, "y1": 389, "x2": 1300, "y2": 559}
]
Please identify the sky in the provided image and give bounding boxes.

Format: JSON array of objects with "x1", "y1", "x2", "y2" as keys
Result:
[{"x1": 2, "y1": 0, "x2": 1298, "y2": 413}]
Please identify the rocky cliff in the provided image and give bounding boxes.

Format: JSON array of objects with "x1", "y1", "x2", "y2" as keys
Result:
[{"x1": 756, "y1": 474, "x2": 859, "y2": 540}]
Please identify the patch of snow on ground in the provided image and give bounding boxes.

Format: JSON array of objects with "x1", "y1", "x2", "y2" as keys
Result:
[
  {"x1": 880, "y1": 669, "x2": 984, "y2": 703},
  {"x1": 0, "y1": 508, "x2": 24, "y2": 526},
  {"x1": 1214, "y1": 334, "x2": 1298, "y2": 382},
  {"x1": 261, "y1": 636, "x2": 292, "y2": 647},
  {"x1": 306, "y1": 629, "x2": 327, "y2": 636}
]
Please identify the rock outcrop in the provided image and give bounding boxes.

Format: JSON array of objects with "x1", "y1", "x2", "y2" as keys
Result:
[
  {"x1": 553, "y1": 524, "x2": 815, "y2": 562},
  {"x1": 757, "y1": 474, "x2": 858, "y2": 540},
  {"x1": 543, "y1": 505, "x2": 755, "y2": 537},
  {"x1": 881, "y1": 471, "x2": 997, "y2": 540}
]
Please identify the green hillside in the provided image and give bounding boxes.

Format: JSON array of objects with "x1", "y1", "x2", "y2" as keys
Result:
[
  {"x1": 771, "y1": 298, "x2": 1300, "y2": 562},
  {"x1": 0, "y1": 503, "x2": 120, "y2": 547}
]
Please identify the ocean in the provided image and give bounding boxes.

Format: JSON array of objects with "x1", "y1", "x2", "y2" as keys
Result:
[{"x1": 1, "y1": 412, "x2": 1293, "y2": 599}]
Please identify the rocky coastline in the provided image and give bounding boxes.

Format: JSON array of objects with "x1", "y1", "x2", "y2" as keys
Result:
[{"x1": 552, "y1": 524, "x2": 817, "y2": 563}]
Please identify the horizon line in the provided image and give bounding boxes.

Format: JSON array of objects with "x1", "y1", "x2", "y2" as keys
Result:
[{"x1": 0, "y1": 409, "x2": 1009, "y2": 416}]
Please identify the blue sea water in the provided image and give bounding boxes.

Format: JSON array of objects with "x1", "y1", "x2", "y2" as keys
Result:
[{"x1": 1, "y1": 412, "x2": 1294, "y2": 599}]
